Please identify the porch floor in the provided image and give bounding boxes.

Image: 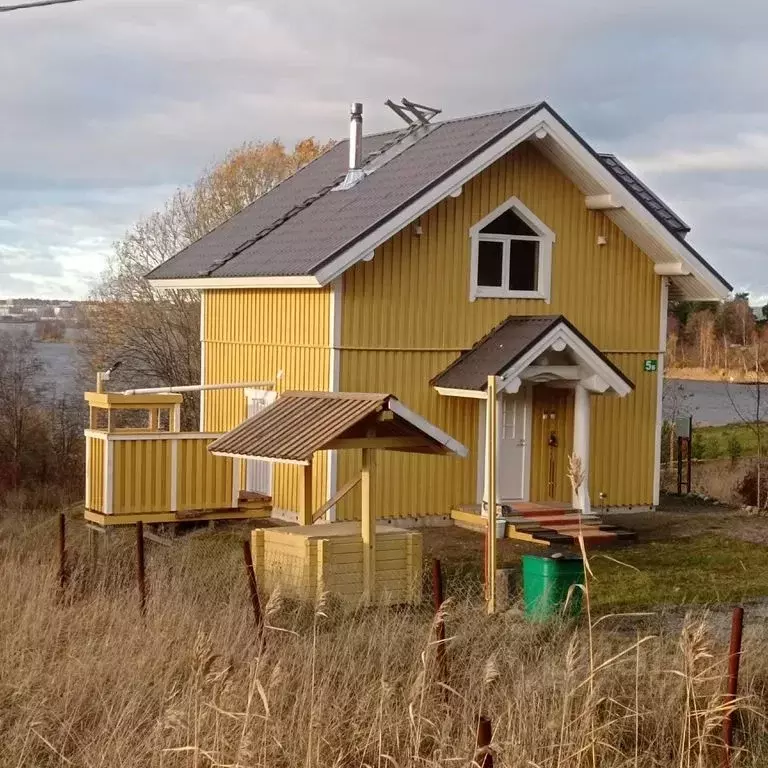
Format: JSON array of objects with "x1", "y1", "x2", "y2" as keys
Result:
[{"x1": 450, "y1": 502, "x2": 636, "y2": 547}]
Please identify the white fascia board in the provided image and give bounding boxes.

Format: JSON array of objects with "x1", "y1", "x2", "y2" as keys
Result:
[
  {"x1": 499, "y1": 323, "x2": 633, "y2": 397},
  {"x1": 313, "y1": 115, "x2": 547, "y2": 285},
  {"x1": 468, "y1": 195, "x2": 556, "y2": 241},
  {"x1": 539, "y1": 111, "x2": 730, "y2": 300},
  {"x1": 434, "y1": 386, "x2": 487, "y2": 400},
  {"x1": 209, "y1": 450, "x2": 309, "y2": 466},
  {"x1": 148, "y1": 275, "x2": 323, "y2": 290},
  {"x1": 387, "y1": 398, "x2": 469, "y2": 458},
  {"x1": 313, "y1": 106, "x2": 729, "y2": 300}
]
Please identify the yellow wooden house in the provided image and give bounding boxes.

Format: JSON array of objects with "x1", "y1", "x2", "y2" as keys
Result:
[{"x1": 140, "y1": 99, "x2": 729, "y2": 532}]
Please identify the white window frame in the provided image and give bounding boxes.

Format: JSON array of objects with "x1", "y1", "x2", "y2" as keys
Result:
[{"x1": 469, "y1": 196, "x2": 555, "y2": 302}]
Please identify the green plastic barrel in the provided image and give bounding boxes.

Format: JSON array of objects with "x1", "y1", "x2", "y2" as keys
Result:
[{"x1": 522, "y1": 553, "x2": 584, "y2": 620}]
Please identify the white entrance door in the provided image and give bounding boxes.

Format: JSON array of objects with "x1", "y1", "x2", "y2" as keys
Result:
[
  {"x1": 244, "y1": 389, "x2": 276, "y2": 496},
  {"x1": 498, "y1": 392, "x2": 529, "y2": 500}
]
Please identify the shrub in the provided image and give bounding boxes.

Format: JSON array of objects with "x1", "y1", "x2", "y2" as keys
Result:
[
  {"x1": 737, "y1": 463, "x2": 768, "y2": 507},
  {"x1": 691, "y1": 434, "x2": 705, "y2": 460},
  {"x1": 728, "y1": 435, "x2": 743, "y2": 463}
]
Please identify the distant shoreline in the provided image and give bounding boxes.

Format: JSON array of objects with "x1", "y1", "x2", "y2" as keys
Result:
[{"x1": 666, "y1": 367, "x2": 768, "y2": 384}]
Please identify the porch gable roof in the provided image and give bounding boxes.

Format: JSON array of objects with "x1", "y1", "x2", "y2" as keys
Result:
[{"x1": 431, "y1": 314, "x2": 634, "y2": 396}]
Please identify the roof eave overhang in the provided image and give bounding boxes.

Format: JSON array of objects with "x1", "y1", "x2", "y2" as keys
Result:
[
  {"x1": 146, "y1": 106, "x2": 731, "y2": 300},
  {"x1": 147, "y1": 275, "x2": 323, "y2": 290},
  {"x1": 311, "y1": 105, "x2": 731, "y2": 301}
]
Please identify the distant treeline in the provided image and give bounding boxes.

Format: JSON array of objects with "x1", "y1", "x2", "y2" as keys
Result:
[{"x1": 668, "y1": 293, "x2": 768, "y2": 373}]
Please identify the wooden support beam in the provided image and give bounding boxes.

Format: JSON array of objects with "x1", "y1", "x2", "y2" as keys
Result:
[
  {"x1": 486, "y1": 375, "x2": 498, "y2": 615},
  {"x1": 312, "y1": 472, "x2": 362, "y2": 523},
  {"x1": 326, "y1": 436, "x2": 432, "y2": 450},
  {"x1": 361, "y1": 448, "x2": 375, "y2": 602},
  {"x1": 585, "y1": 193, "x2": 622, "y2": 210},
  {"x1": 299, "y1": 460, "x2": 313, "y2": 526},
  {"x1": 654, "y1": 262, "x2": 691, "y2": 276}
]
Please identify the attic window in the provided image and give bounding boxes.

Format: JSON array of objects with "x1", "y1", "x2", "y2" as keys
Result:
[{"x1": 469, "y1": 197, "x2": 555, "y2": 302}]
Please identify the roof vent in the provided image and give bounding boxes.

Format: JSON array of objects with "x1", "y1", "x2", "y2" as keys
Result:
[{"x1": 336, "y1": 102, "x2": 366, "y2": 191}]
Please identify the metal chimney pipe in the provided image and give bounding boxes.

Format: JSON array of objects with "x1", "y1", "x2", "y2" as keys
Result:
[{"x1": 349, "y1": 102, "x2": 363, "y2": 171}]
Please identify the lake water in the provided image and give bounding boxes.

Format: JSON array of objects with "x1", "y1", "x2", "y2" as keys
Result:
[
  {"x1": 0, "y1": 323, "x2": 759, "y2": 425},
  {"x1": 0, "y1": 323, "x2": 82, "y2": 398},
  {"x1": 663, "y1": 378, "x2": 766, "y2": 426}
]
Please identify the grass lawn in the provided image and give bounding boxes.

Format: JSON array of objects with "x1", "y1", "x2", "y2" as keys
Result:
[
  {"x1": 694, "y1": 422, "x2": 766, "y2": 460},
  {"x1": 422, "y1": 524, "x2": 768, "y2": 612},
  {"x1": 589, "y1": 535, "x2": 768, "y2": 610}
]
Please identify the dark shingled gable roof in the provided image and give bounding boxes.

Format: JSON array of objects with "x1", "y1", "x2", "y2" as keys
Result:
[
  {"x1": 146, "y1": 102, "x2": 717, "y2": 285},
  {"x1": 147, "y1": 104, "x2": 542, "y2": 281},
  {"x1": 431, "y1": 314, "x2": 634, "y2": 392},
  {"x1": 599, "y1": 153, "x2": 690, "y2": 238}
]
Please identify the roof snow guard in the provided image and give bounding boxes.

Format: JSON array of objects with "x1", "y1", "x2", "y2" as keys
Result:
[
  {"x1": 432, "y1": 315, "x2": 634, "y2": 398},
  {"x1": 147, "y1": 102, "x2": 731, "y2": 300},
  {"x1": 208, "y1": 391, "x2": 468, "y2": 464}
]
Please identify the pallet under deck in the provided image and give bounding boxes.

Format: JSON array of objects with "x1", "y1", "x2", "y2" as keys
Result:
[{"x1": 451, "y1": 502, "x2": 636, "y2": 547}]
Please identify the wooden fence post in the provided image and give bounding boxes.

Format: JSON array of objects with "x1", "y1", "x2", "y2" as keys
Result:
[
  {"x1": 242, "y1": 540, "x2": 264, "y2": 637},
  {"x1": 432, "y1": 558, "x2": 448, "y2": 685},
  {"x1": 475, "y1": 715, "x2": 493, "y2": 768},
  {"x1": 136, "y1": 521, "x2": 147, "y2": 616},
  {"x1": 723, "y1": 606, "x2": 744, "y2": 767},
  {"x1": 58, "y1": 512, "x2": 67, "y2": 593}
]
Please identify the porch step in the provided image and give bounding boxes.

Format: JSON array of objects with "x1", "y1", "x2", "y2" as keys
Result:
[{"x1": 450, "y1": 504, "x2": 637, "y2": 549}]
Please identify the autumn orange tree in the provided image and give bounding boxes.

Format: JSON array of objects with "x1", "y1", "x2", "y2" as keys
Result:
[{"x1": 81, "y1": 138, "x2": 332, "y2": 426}]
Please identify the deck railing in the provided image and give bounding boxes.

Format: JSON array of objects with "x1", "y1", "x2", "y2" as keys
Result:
[{"x1": 85, "y1": 430, "x2": 238, "y2": 517}]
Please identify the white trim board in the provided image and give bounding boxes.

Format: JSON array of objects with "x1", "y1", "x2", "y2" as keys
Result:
[
  {"x1": 326, "y1": 277, "x2": 343, "y2": 521},
  {"x1": 387, "y1": 398, "x2": 469, "y2": 458},
  {"x1": 652, "y1": 277, "x2": 669, "y2": 507},
  {"x1": 312, "y1": 106, "x2": 729, "y2": 300},
  {"x1": 199, "y1": 290, "x2": 207, "y2": 431},
  {"x1": 468, "y1": 196, "x2": 555, "y2": 302},
  {"x1": 149, "y1": 275, "x2": 322, "y2": 290},
  {"x1": 498, "y1": 323, "x2": 633, "y2": 398}
]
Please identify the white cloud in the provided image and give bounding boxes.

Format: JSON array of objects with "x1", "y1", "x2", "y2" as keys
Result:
[{"x1": 0, "y1": 0, "x2": 767, "y2": 297}]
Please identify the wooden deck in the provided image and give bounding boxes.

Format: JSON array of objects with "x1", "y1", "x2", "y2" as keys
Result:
[{"x1": 450, "y1": 502, "x2": 636, "y2": 547}]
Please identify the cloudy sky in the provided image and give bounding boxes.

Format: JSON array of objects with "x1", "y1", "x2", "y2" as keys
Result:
[{"x1": 0, "y1": 0, "x2": 766, "y2": 301}]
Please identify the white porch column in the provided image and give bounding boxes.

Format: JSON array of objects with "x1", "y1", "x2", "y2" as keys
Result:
[
  {"x1": 482, "y1": 379, "x2": 500, "y2": 517},
  {"x1": 573, "y1": 383, "x2": 591, "y2": 515}
]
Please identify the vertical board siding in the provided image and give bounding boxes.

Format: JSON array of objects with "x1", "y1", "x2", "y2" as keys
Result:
[
  {"x1": 203, "y1": 288, "x2": 332, "y2": 514},
  {"x1": 339, "y1": 142, "x2": 661, "y2": 518},
  {"x1": 105, "y1": 436, "x2": 236, "y2": 515},
  {"x1": 87, "y1": 435, "x2": 105, "y2": 512},
  {"x1": 176, "y1": 438, "x2": 235, "y2": 511},
  {"x1": 112, "y1": 439, "x2": 172, "y2": 515}
]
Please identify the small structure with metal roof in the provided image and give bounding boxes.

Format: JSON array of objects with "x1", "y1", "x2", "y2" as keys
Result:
[{"x1": 209, "y1": 391, "x2": 467, "y2": 604}]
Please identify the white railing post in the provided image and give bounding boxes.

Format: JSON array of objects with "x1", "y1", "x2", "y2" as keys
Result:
[{"x1": 231, "y1": 458, "x2": 241, "y2": 509}]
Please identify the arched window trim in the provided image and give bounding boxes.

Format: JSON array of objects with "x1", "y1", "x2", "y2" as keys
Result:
[{"x1": 468, "y1": 196, "x2": 555, "y2": 302}]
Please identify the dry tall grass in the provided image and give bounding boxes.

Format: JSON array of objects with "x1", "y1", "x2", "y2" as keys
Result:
[{"x1": 1, "y1": 513, "x2": 767, "y2": 767}]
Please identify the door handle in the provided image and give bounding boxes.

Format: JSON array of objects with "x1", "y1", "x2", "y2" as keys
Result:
[{"x1": 517, "y1": 439, "x2": 526, "y2": 446}]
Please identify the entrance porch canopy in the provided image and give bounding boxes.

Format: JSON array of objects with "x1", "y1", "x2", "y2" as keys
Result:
[
  {"x1": 431, "y1": 315, "x2": 634, "y2": 514},
  {"x1": 431, "y1": 315, "x2": 634, "y2": 398}
]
